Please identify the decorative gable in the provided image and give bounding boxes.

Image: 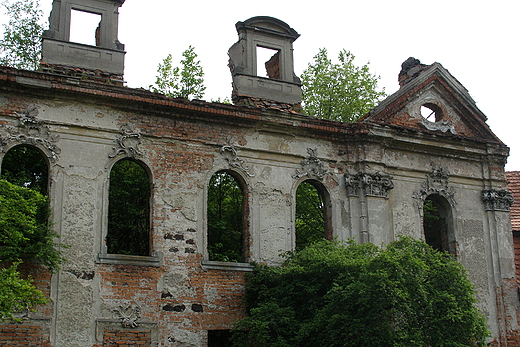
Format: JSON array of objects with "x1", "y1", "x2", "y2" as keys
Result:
[{"x1": 361, "y1": 58, "x2": 502, "y2": 144}]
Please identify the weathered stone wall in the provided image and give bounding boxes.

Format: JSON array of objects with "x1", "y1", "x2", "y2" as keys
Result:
[{"x1": 0, "y1": 66, "x2": 518, "y2": 346}]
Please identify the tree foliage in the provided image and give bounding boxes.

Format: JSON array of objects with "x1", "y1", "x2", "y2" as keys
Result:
[
  {"x1": 150, "y1": 45, "x2": 206, "y2": 100},
  {"x1": 0, "y1": 179, "x2": 63, "y2": 321},
  {"x1": 0, "y1": 262, "x2": 47, "y2": 321},
  {"x1": 107, "y1": 159, "x2": 150, "y2": 256},
  {"x1": 207, "y1": 171, "x2": 243, "y2": 262},
  {"x1": 295, "y1": 181, "x2": 324, "y2": 251},
  {"x1": 0, "y1": 179, "x2": 62, "y2": 270},
  {"x1": 301, "y1": 48, "x2": 386, "y2": 122},
  {"x1": 1, "y1": 145, "x2": 48, "y2": 194},
  {"x1": 0, "y1": 0, "x2": 43, "y2": 70},
  {"x1": 232, "y1": 237, "x2": 488, "y2": 347}
]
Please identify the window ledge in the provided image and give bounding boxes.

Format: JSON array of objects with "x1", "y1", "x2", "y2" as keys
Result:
[
  {"x1": 97, "y1": 253, "x2": 161, "y2": 266},
  {"x1": 201, "y1": 260, "x2": 254, "y2": 272}
]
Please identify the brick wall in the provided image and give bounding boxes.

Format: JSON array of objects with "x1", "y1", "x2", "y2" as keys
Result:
[
  {"x1": 0, "y1": 324, "x2": 50, "y2": 346},
  {"x1": 102, "y1": 329, "x2": 151, "y2": 346}
]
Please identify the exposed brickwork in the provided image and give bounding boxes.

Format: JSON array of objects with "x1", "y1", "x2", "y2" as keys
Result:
[
  {"x1": 507, "y1": 172, "x2": 520, "y2": 232},
  {"x1": 0, "y1": 324, "x2": 50, "y2": 346},
  {"x1": 0, "y1": 56, "x2": 516, "y2": 346},
  {"x1": 95, "y1": 254, "x2": 248, "y2": 345},
  {"x1": 40, "y1": 62, "x2": 124, "y2": 86},
  {"x1": 265, "y1": 51, "x2": 280, "y2": 79},
  {"x1": 102, "y1": 329, "x2": 151, "y2": 346}
]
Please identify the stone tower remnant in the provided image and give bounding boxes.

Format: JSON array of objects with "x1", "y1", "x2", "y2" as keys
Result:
[
  {"x1": 41, "y1": 0, "x2": 126, "y2": 83},
  {"x1": 228, "y1": 16, "x2": 302, "y2": 106}
]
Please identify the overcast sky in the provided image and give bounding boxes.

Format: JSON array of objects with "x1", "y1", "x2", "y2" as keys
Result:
[{"x1": 37, "y1": 0, "x2": 520, "y2": 171}]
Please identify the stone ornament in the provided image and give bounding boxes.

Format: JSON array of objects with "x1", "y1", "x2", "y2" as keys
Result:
[
  {"x1": 109, "y1": 123, "x2": 143, "y2": 158},
  {"x1": 345, "y1": 172, "x2": 394, "y2": 198},
  {"x1": 0, "y1": 106, "x2": 61, "y2": 163},
  {"x1": 293, "y1": 148, "x2": 328, "y2": 181},
  {"x1": 113, "y1": 304, "x2": 141, "y2": 328},
  {"x1": 413, "y1": 165, "x2": 455, "y2": 207},
  {"x1": 220, "y1": 143, "x2": 254, "y2": 177},
  {"x1": 420, "y1": 118, "x2": 456, "y2": 134},
  {"x1": 482, "y1": 189, "x2": 514, "y2": 212}
]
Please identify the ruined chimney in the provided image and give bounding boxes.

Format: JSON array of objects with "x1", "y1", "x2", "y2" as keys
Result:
[
  {"x1": 41, "y1": 0, "x2": 126, "y2": 84},
  {"x1": 228, "y1": 16, "x2": 302, "y2": 107},
  {"x1": 398, "y1": 57, "x2": 428, "y2": 87}
]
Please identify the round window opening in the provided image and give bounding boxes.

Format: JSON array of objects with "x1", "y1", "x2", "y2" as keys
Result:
[{"x1": 420, "y1": 103, "x2": 443, "y2": 122}]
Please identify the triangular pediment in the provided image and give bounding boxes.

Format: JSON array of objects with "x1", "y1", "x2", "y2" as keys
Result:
[{"x1": 361, "y1": 61, "x2": 502, "y2": 143}]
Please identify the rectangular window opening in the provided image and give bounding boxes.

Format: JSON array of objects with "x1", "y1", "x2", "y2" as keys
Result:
[
  {"x1": 208, "y1": 330, "x2": 232, "y2": 347},
  {"x1": 256, "y1": 46, "x2": 280, "y2": 79},
  {"x1": 70, "y1": 9, "x2": 102, "y2": 46}
]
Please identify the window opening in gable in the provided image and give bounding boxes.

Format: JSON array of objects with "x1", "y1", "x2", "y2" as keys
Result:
[
  {"x1": 420, "y1": 103, "x2": 443, "y2": 122},
  {"x1": 423, "y1": 195, "x2": 455, "y2": 254},
  {"x1": 295, "y1": 180, "x2": 332, "y2": 251},
  {"x1": 0, "y1": 145, "x2": 48, "y2": 195},
  {"x1": 208, "y1": 330, "x2": 232, "y2": 347},
  {"x1": 70, "y1": 9, "x2": 102, "y2": 46},
  {"x1": 256, "y1": 46, "x2": 280, "y2": 79},
  {"x1": 107, "y1": 159, "x2": 151, "y2": 256},
  {"x1": 207, "y1": 171, "x2": 247, "y2": 262}
]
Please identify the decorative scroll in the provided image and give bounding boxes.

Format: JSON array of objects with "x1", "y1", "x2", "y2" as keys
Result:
[
  {"x1": 345, "y1": 172, "x2": 394, "y2": 198},
  {"x1": 113, "y1": 304, "x2": 141, "y2": 328},
  {"x1": 482, "y1": 189, "x2": 514, "y2": 212},
  {"x1": 292, "y1": 148, "x2": 328, "y2": 181},
  {"x1": 412, "y1": 165, "x2": 455, "y2": 207},
  {"x1": 420, "y1": 119, "x2": 456, "y2": 134},
  {"x1": 109, "y1": 123, "x2": 143, "y2": 158},
  {"x1": 220, "y1": 143, "x2": 254, "y2": 177},
  {"x1": 0, "y1": 106, "x2": 61, "y2": 163}
]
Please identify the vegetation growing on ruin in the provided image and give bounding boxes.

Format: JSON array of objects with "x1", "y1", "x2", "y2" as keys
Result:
[
  {"x1": 0, "y1": 0, "x2": 43, "y2": 70},
  {"x1": 0, "y1": 179, "x2": 62, "y2": 321},
  {"x1": 301, "y1": 48, "x2": 386, "y2": 122},
  {"x1": 150, "y1": 45, "x2": 206, "y2": 100},
  {"x1": 232, "y1": 237, "x2": 489, "y2": 347}
]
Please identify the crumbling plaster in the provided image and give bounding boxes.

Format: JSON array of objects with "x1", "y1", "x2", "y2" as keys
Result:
[{"x1": 0, "y1": 58, "x2": 517, "y2": 345}]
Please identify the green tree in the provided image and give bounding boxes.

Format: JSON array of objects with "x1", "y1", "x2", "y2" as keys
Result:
[
  {"x1": 0, "y1": 262, "x2": 47, "y2": 321},
  {"x1": 301, "y1": 48, "x2": 386, "y2": 122},
  {"x1": 150, "y1": 45, "x2": 206, "y2": 100},
  {"x1": 207, "y1": 171, "x2": 243, "y2": 262},
  {"x1": 232, "y1": 237, "x2": 488, "y2": 347},
  {"x1": 0, "y1": 145, "x2": 48, "y2": 194},
  {"x1": 0, "y1": 179, "x2": 64, "y2": 321},
  {"x1": 0, "y1": 179, "x2": 62, "y2": 269},
  {"x1": 0, "y1": 0, "x2": 43, "y2": 70}
]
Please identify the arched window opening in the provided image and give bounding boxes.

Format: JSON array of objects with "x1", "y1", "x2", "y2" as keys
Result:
[
  {"x1": 207, "y1": 171, "x2": 246, "y2": 262},
  {"x1": 0, "y1": 145, "x2": 48, "y2": 195},
  {"x1": 0, "y1": 145, "x2": 57, "y2": 267},
  {"x1": 107, "y1": 159, "x2": 151, "y2": 256},
  {"x1": 295, "y1": 180, "x2": 331, "y2": 251},
  {"x1": 423, "y1": 195, "x2": 454, "y2": 254}
]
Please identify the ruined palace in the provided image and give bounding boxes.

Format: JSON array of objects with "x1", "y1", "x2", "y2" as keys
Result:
[{"x1": 0, "y1": 0, "x2": 518, "y2": 346}]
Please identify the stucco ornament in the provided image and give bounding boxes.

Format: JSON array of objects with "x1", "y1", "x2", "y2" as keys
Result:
[
  {"x1": 413, "y1": 165, "x2": 455, "y2": 208},
  {"x1": 420, "y1": 118, "x2": 457, "y2": 134},
  {"x1": 292, "y1": 148, "x2": 328, "y2": 180},
  {"x1": 220, "y1": 143, "x2": 254, "y2": 177},
  {"x1": 109, "y1": 123, "x2": 143, "y2": 158},
  {"x1": 345, "y1": 172, "x2": 394, "y2": 198},
  {"x1": 0, "y1": 106, "x2": 61, "y2": 162},
  {"x1": 113, "y1": 304, "x2": 141, "y2": 328},
  {"x1": 482, "y1": 189, "x2": 514, "y2": 212}
]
